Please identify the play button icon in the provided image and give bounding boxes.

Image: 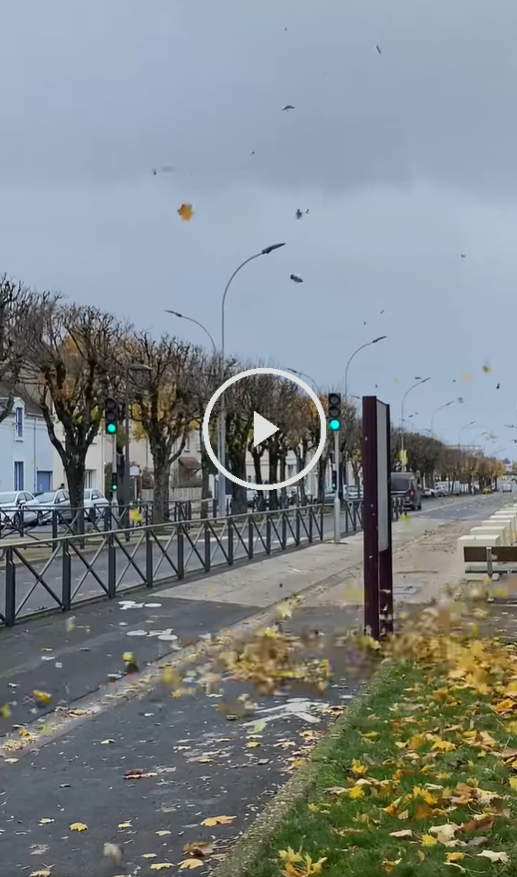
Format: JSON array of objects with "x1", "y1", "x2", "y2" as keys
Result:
[
  {"x1": 202, "y1": 366, "x2": 327, "y2": 492},
  {"x1": 253, "y1": 412, "x2": 279, "y2": 448}
]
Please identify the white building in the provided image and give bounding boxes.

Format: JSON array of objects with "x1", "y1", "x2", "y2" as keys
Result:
[{"x1": 0, "y1": 385, "x2": 54, "y2": 493}]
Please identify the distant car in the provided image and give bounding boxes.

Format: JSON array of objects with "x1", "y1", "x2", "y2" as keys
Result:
[
  {"x1": 422, "y1": 486, "x2": 436, "y2": 498},
  {"x1": 502, "y1": 481, "x2": 512, "y2": 493},
  {"x1": 0, "y1": 491, "x2": 38, "y2": 527},
  {"x1": 390, "y1": 473, "x2": 421, "y2": 511},
  {"x1": 83, "y1": 488, "x2": 110, "y2": 520},
  {"x1": 26, "y1": 489, "x2": 72, "y2": 525}
]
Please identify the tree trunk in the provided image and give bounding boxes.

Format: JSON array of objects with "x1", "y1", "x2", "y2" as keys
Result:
[
  {"x1": 200, "y1": 429, "x2": 211, "y2": 519},
  {"x1": 63, "y1": 450, "x2": 86, "y2": 531},
  {"x1": 151, "y1": 445, "x2": 171, "y2": 523},
  {"x1": 268, "y1": 450, "x2": 279, "y2": 510}
]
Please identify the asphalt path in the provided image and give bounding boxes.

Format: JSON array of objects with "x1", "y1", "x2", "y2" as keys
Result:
[{"x1": 0, "y1": 494, "x2": 506, "y2": 622}]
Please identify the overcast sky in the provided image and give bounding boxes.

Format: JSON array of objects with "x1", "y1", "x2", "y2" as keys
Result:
[{"x1": 1, "y1": 0, "x2": 517, "y2": 457}]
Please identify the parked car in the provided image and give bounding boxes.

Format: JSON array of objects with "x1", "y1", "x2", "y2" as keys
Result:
[
  {"x1": 26, "y1": 489, "x2": 73, "y2": 525},
  {"x1": 0, "y1": 491, "x2": 38, "y2": 527},
  {"x1": 390, "y1": 473, "x2": 422, "y2": 510},
  {"x1": 502, "y1": 481, "x2": 513, "y2": 493},
  {"x1": 422, "y1": 486, "x2": 436, "y2": 498}
]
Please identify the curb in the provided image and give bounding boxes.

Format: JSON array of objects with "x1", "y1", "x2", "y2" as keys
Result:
[{"x1": 209, "y1": 660, "x2": 395, "y2": 877}]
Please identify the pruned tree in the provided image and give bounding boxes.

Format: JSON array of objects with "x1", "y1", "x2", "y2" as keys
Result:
[
  {"x1": 127, "y1": 332, "x2": 202, "y2": 522},
  {"x1": 0, "y1": 275, "x2": 54, "y2": 423},
  {"x1": 26, "y1": 302, "x2": 123, "y2": 510}
]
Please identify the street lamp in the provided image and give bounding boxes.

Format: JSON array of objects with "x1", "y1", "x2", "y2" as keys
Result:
[
  {"x1": 400, "y1": 377, "x2": 431, "y2": 471},
  {"x1": 124, "y1": 363, "x2": 152, "y2": 519},
  {"x1": 458, "y1": 420, "x2": 476, "y2": 448},
  {"x1": 430, "y1": 400, "x2": 456, "y2": 437},
  {"x1": 219, "y1": 243, "x2": 286, "y2": 518},
  {"x1": 344, "y1": 336, "x2": 387, "y2": 399},
  {"x1": 164, "y1": 310, "x2": 217, "y2": 354},
  {"x1": 286, "y1": 368, "x2": 322, "y2": 396}
]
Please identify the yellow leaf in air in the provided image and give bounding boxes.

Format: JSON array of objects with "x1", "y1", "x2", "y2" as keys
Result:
[
  {"x1": 477, "y1": 851, "x2": 509, "y2": 863},
  {"x1": 482, "y1": 362, "x2": 491, "y2": 373},
  {"x1": 156, "y1": 830, "x2": 172, "y2": 836},
  {"x1": 122, "y1": 652, "x2": 134, "y2": 662},
  {"x1": 69, "y1": 822, "x2": 88, "y2": 831},
  {"x1": 250, "y1": 721, "x2": 266, "y2": 734},
  {"x1": 178, "y1": 860, "x2": 204, "y2": 870},
  {"x1": 446, "y1": 853, "x2": 466, "y2": 863},
  {"x1": 33, "y1": 690, "x2": 52, "y2": 705},
  {"x1": 39, "y1": 818, "x2": 55, "y2": 825},
  {"x1": 275, "y1": 600, "x2": 293, "y2": 620},
  {"x1": 178, "y1": 203, "x2": 194, "y2": 222},
  {"x1": 200, "y1": 815, "x2": 236, "y2": 826},
  {"x1": 1, "y1": 703, "x2": 11, "y2": 718},
  {"x1": 421, "y1": 835, "x2": 438, "y2": 846},
  {"x1": 247, "y1": 741, "x2": 261, "y2": 748}
]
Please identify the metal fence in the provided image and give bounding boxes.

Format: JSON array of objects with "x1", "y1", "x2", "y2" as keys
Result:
[{"x1": 0, "y1": 498, "x2": 405, "y2": 628}]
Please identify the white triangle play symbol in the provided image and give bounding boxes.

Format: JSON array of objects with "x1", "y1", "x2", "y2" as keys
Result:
[{"x1": 253, "y1": 411, "x2": 279, "y2": 448}]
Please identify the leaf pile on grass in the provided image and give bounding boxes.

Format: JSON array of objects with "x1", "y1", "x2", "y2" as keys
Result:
[{"x1": 248, "y1": 604, "x2": 517, "y2": 875}]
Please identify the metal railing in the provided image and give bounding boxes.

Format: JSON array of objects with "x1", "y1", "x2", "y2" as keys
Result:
[{"x1": 0, "y1": 498, "x2": 405, "y2": 628}]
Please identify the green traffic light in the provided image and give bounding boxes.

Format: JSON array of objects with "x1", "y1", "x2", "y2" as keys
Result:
[
  {"x1": 329, "y1": 419, "x2": 340, "y2": 431},
  {"x1": 106, "y1": 423, "x2": 117, "y2": 434}
]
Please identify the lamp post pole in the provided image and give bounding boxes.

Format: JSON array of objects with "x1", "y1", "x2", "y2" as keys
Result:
[
  {"x1": 218, "y1": 243, "x2": 286, "y2": 518},
  {"x1": 124, "y1": 363, "x2": 152, "y2": 527},
  {"x1": 430, "y1": 400, "x2": 456, "y2": 437},
  {"x1": 344, "y1": 336, "x2": 387, "y2": 401},
  {"x1": 400, "y1": 378, "x2": 431, "y2": 471}
]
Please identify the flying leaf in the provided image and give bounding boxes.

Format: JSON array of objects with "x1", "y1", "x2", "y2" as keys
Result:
[
  {"x1": 178, "y1": 203, "x2": 194, "y2": 221},
  {"x1": 1, "y1": 704, "x2": 11, "y2": 718},
  {"x1": 200, "y1": 815, "x2": 236, "y2": 826},
  {"x1": 69, "y1": 822, "x2": 88, "y2": 831},
  {"x1": 178, "y1": 860, "x2": 204, "y2": 870}
]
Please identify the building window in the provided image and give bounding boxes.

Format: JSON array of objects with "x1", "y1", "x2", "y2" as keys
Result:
[
  {"x1": 15, "y1": 407, "x2": 23, "y2": 438},
  {"x1": 14, "y1": 461, "x2": 24, "y2": 491}
]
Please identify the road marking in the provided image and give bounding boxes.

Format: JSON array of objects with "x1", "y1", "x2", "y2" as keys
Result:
[{"x1": 242, "y1": 697, "x2": 324, "y2": 726}]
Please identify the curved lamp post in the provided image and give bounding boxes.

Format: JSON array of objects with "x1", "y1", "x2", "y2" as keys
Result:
[
  {"x1": 430, "y1": 399, "x2": 456, "y2": 437},
  {"x1": 219, "y1": 243, "x2": 286, "y2": 517},
  {"x1": 400, "y1": 378, "x2": 431, "y2": 471},
  {"x1": 164, "y1": 310, "x2": 217, "y2": 354},
  {"x1": 344, "y1": 336, "x2": 387, "y2": 399}
]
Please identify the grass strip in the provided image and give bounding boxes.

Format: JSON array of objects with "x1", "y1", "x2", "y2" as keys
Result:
[{"x1": 237, "y1": 632, "x2": 517, "y2": 876}]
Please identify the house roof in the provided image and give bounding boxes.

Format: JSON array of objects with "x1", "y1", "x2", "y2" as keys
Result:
[
  {"x1": 179, "y1": 456, "x2": 201, "y2": 470},
  {"x1": 0, "y1": 383, "x2": 43, "y2": 417}
]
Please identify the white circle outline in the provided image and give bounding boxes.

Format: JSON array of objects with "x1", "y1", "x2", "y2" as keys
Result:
[{"x1": 202, "y1": 367, "x2": 327, "y2": 491}]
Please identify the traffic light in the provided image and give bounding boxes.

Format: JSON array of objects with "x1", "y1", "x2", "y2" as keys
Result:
[
  {"x1": 328, "y1": 392, "x2": 341, "y2": 431},
  {"x1": 331, "y1": 469, "x2": 338, "y2": 491},
  {"x1": 104, "y1": 397, "x2": 118, "y2": 435},
  {"x1": 111, "y1": 471, "x2": 118, "y2": 492}
]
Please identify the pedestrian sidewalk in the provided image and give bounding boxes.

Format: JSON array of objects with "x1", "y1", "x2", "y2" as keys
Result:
[{"x1": 0, "y1": 501, "x2": 499, "y2": 876}]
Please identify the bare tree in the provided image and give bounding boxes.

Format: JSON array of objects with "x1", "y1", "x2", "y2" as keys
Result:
[
  {"x1": 127, "y1": 332, "x2": 202, "y2": 522},
  {"x1": 0, "y1": 275, "x2": 54, "y2": 423},
  {"x1": 26, "y1": 302, "x2": 123, "y2": 510}
]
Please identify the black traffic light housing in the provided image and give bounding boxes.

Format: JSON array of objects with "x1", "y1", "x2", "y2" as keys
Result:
[
  {"x1": 331, "y1": 469, "x2": 338, "y2": 491},
  {"x1": 104, "y1": 397, "x2": 118, "y2": 435},
  {"x1": 328, "y1": 392, "x2": 341, "y2": 431},
  {"x1": 111, "y1": 471, "x2": 118, "y2": 492}
]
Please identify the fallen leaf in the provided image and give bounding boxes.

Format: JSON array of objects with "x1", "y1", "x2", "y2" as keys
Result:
[
  {"x1": 477, "y1": 851, "x2": 509, "y2": 863},
  {"x1": 101, "y1": 739, "x2": 115, "y2": 745},
  {"x1": 389, "y1": 830, "x2": 413, "y2": 838},
  {"x1": 4, "y1": 757, "x2": 18, "y2": 764},
  {"x1": 430, "y1": 824, "x2": 460, "y2": 845},
  {"x1": 33, "y1": 690, "x2": 52, "y2": 706},
  {"x1": 509, "y1": 777, "x2": 517, "y2": 790},
  {"x1": 200, "y1": 815, "x2": 236, "y2": 826},
  {"x1": 446, "y1": 853, "x2": 466, "y2": 863},
  {"x1": 142, "y1": 853, "x2": 157, "y2": 859},
  {"x1": 156, "y1": 830, "x2": 172, "y2": 836},
  {"x1": 124, "y1": 768, "x2": 157, "y2": 779},
  {"x1": 421, "y1": 835, "x2": 438, "y2": 846},
  {"x1": 39, "y1": 818, "x2": 55, "y2": 825},
  {"x1": 1, "y1": 703, "x2": 11, "y2": 718},
  {"x1": 69, "y1": 822, "x2": 87, "y2": 831},
  {"x1": 30, "y1": 871, "x2": 51, "y2": 877},
  {"x1": 183, "y1": 841, "x2": 215, "y2": 857},
  {"x1": 178, "y1": 860, "x2": 204, "y2": 870},
  {"x1": 150, "y1": 865, "x2": 174, "y2": 871},
  {"x1": 118, "y1": 821, "x2": 132, "y2": 829},
  {"x1": 247, "y1": 741, "x2": 261, "y2": 749}
]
